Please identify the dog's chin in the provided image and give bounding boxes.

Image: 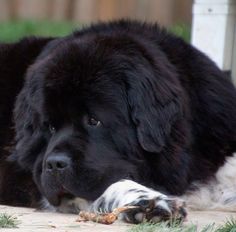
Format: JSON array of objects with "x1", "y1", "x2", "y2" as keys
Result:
[
  {"x1": 57, "y1": 196, "x2": 91, "y2": 214},
  {"x1": 42, "y1": 184, "x2": 91, "y2": 214},
  {"x1": 43, "y1": 186, "x2": 74, "y2": 206},
  {"x1": 41, "y1": 195, "x2": 91, "y2": 214}
]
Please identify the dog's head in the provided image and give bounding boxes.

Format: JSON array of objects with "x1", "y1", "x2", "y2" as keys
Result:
[{"x1": 11, "y1": 31, "x2": 185, "y2": 210}]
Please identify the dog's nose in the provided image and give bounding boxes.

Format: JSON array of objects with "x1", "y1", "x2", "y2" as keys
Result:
[{"x1": 45, "y1": 153, "x2": 70, "y2": 172}]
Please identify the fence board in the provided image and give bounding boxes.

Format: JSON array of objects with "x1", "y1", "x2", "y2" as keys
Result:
[
  {"x1": 14, "y1": 0, "x2": 52, "y2": 20},
  {"x1": 0, "y1": 0, "x2": 192, "y2": 27},
  {"x1": 96, "y1": 0, "x2": 116, "y2": 21},
  {"x1": 0, "y1": 0, "x2": 10, "y2": 21},
  {"x1": 113, "y1": 0, "x2": 137, "y2": 19},
  {"x1": 51, "y1": 0, "x2": 71, "y2": 21},
  {"x1": 73, "y1": 0, "x2": 98, "y2": 23},
  {"x1": 173, "y1": 0, "x2": 193, "y2": 24},
  {"x1": 147, "y1": 0, "x2": 174, "y2": 25}
]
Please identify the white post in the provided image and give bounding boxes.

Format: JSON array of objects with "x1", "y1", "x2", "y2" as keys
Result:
[
  {"x1": 191, "y1": 0, "x2": 236, "y2": 84},
  {"x1": 232, "y1": 31, "x2": 236, "y2": 85}
]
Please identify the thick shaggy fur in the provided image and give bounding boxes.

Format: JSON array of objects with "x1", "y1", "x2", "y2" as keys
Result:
[{"x1": 0, "y1": 20, "x2": 236, "y2": 218}]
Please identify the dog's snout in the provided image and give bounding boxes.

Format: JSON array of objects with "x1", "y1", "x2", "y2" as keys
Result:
[{"x1": 45, "y1": 153, "x2": 70, "y2": 172}]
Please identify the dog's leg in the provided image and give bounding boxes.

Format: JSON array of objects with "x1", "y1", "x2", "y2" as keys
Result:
[{"x1": 90, "y1": 179, "x2": 187, "y2": 223}]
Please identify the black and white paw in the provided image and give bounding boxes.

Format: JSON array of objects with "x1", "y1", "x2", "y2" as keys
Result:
[{"x1": 123, "y1": 196, "x2": 187, "y2": 224}]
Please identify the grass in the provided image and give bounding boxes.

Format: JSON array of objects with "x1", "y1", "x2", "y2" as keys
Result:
[
  {"x1": 128, "y1": 218, "x2": 236, "y2": 232},
  {"x1": 216, "y1": 218, "x2": 236, "y2": 232},
  {"x1": 0, "y1": 20, "x2": 78, "y2": 42},
  {"x1": 0, "y1": 20, "x2": 191, "y2": 43},
  {"x1": 170, "y1": 23, "x2": 191, "y2": 42},
  {"x1": 0, "y1": 213, "x2": 20, "y2": 228},
  {"x1": 128, "y1": 222, "x2": 211, "y2": 232}
]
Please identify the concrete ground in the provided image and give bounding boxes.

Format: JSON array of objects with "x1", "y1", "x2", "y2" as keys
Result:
[{"x1": 0, "y1": 205, "x2": 236, "y2": 232}]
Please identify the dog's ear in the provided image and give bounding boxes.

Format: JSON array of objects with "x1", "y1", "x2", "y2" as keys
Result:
[
  {"x1": 0, "y1": 37, "x2": 54, "y2": 169},
  {"x1": 0, "y1": 36, "x2": 53, "y2": 73},
  {"x1": 127, "y1": 57, "x2": 185, "y2": 153}
]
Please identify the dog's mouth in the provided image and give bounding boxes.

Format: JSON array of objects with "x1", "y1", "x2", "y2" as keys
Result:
[
  {"x1": 45, "y1": 186, "x2": 90, "y2": 214},
  {"x1": 58, "y1": 187, "x2": 74, "y2": 200},
  {"x1": 57, "y1": 195, "x2": 90, "y2": 214},
  {"x1": 47, "y1": 186, "x2": 74, "y2": 206}
]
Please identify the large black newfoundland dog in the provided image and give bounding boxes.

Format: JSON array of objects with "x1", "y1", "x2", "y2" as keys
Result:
[{"x1": 0, "y1": 20, "x2": 236, "y2": 222}]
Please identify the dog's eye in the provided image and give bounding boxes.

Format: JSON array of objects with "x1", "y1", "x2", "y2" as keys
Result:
[
  {"x1": 88, "y1": 117, "x2": 101, "y2": 127},
  {"x1": 49, "y1": 124, "x2": 56, "y2": 134}
]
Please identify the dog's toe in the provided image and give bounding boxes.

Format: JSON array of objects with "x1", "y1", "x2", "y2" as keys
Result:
[{"x1": 123, "y1": 197, "x2": 187, "y2": 223}]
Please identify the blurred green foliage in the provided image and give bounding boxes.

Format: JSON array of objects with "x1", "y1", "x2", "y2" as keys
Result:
[
  {"x1": 0, "y1": 20, "x2": 190, "y2": 43},
  {"x1": 170, "y1": 24, "x2": 191, "y2": 42},
  {"x1": 0, "y1": 20, "x2": 77, "y2": 42}
]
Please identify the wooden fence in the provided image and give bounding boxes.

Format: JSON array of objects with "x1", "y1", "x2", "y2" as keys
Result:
[{"x1": 0, "y1": 0, "x2": 192, "y2": 26}]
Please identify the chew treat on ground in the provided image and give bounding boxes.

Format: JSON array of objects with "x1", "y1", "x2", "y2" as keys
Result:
[{"x1": 76, "y1": 206, "x2": 139, "y2": 224}]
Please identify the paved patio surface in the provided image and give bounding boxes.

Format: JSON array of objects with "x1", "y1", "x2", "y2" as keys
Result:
[{"x1": 0, "y1": 205, "x2": 236, "y2": 232}]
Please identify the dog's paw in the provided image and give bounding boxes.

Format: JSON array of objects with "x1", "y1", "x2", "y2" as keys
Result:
[{"x1": 123, "y1": 196, "x2": 187, "y2": 224}]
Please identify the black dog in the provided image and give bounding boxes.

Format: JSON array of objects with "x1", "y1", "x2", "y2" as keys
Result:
[{"x1": 0, "y1": 20, "x2": 236, "y2": 222}]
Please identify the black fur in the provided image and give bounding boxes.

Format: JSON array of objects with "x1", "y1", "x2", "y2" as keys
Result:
[{"x1": 0, "y1": 20, "x2": 236, "y2": 208}]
